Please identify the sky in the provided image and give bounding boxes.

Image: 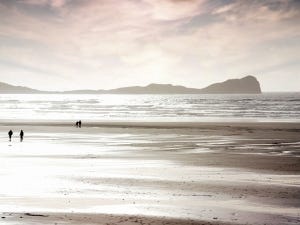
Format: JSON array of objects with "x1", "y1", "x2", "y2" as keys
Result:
[{"x1": 0, "y1": 0, "x2": 299, "y2": 92}]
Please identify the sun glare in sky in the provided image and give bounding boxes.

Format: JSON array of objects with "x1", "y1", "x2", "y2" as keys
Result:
[{"x1": 0, "y1": 0, "x2": 299, "y2": 91}]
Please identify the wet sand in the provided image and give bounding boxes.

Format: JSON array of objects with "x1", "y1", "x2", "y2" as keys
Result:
[{"x1": 0, "y1": 122, "x2": 299, "y2": 225}]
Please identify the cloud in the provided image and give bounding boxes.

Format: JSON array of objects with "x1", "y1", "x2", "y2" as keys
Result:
[
  {"x1": 0, "y1": 0, "x2": 299, "y2": 91},
  {"x1": 143, "y1": 0, "x2": 205, "y2": 21},
  {"x1": 19, "y1": 0, "x2": 68, "y2": 8},
  {"x1": 213, "y1": 0, "x2": 300, "y2": 22}
]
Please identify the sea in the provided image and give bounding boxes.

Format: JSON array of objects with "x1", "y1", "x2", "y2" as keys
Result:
[{"x1": 0, "y1": 93, "x2": 299, "y2": 122}]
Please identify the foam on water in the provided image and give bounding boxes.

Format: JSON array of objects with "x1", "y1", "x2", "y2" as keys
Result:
[{"x1": 0, "y1": 93, "x2": 299, "y2": 122}]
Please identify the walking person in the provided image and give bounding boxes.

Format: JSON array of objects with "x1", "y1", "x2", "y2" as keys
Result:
[
  {"x1": 20, "y1": 130, "x2": 24, "y2": 142},
  {"x1": 78, "y1": 120, "x2": 82, "y2": 128},
  {"x1": 8, "y1": 130, "x2": 13, "y2": 142}
]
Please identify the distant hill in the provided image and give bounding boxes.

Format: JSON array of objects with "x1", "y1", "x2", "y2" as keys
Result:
[
  {"x1": 0, "y1": 82, "x2": 43, "y2": 94},
  {"x1": 0, "y1": 76, "x2": 262, "y2": 94},
  {"x1": 198, "y1": 76, "x2": 261, "y2": 94},
  {"x1": 106, "y1": 83, "x2": 200, "y2": 94}
]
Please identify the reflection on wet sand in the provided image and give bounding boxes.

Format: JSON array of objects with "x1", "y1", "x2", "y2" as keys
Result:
[{"x1": 0, "y1": 123, "x2": 299, "y2": 225}]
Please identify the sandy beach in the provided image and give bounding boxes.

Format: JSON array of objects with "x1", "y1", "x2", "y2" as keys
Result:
[{"x1": 0, "y1": 121, "x2": 299, "y2": 225}]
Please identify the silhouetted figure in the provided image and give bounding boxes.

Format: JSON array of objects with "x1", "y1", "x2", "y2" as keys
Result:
[
  {"x1": 8, "y1": 130, "x2": 13, "y2": 142},
  {"x1": 75, "y1": 121, "x2": 79, "y2": 127},
  {"x1": 20, "y1": 130, "x2": 24, "y2": 142},
  {"x1": 78, "y1": 120, "x2": 82, "y2": 128}
]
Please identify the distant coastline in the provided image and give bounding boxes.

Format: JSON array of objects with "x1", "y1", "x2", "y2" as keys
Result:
[{"x1": 0, "y1": 76, "x2": 261, "y2": 94}]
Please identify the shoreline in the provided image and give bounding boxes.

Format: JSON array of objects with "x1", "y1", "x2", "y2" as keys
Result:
[
  {"x1": 1, "y1": 120, "x2": 300, "y2": 129},
  {"x1": 1, "y1": 212, "x2": 233, "y2": 225}
]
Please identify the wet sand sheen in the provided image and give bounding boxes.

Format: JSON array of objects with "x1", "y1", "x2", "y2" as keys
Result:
[{"x1": 0, "y1": 122, "x2": 299, "y2": 225}]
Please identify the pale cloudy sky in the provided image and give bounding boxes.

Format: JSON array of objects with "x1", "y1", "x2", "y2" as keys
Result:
[{"x1": 0, "y1": 0, "x2": 299, "y2": 91}]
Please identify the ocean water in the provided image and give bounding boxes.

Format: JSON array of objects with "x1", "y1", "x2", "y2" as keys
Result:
[{"x1": 0, "y1": 93, "x2": 299, "y2": 122}]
